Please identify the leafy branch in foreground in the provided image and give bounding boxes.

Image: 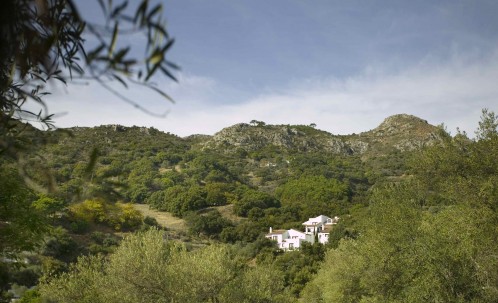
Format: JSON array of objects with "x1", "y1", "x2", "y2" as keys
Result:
[{"x1": 0, "y1": 0, "x2": 177, "y2": 157}]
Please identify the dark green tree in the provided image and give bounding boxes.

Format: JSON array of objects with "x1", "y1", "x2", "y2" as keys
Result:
[
  {"x1": 185, "y1": 210, "x2": 233, "y2": 238},
  {"x1": 233, "y1": 189, "x2": 280, "y2": 217},
  {"x1": 276, "y1": 175, "x2": 349, "y2": 220},
  {"x1": 476, "y1": 108, "x2": 498, "y2": 141}
]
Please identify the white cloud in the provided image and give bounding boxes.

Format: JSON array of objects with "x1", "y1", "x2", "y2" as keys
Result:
[
  {"x1": 158, "y1": 49, "x2": 498, "y2": 137},
  {"x1": 41, "y1": 73, "x2": 218, "y2": 130},
  {"x1": 39, "y1": 49, "x2": 498, "y2": 137}
]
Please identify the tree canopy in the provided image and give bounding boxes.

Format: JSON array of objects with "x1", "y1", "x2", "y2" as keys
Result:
[{"x1": 39, "y1": 229, "x2": 294, "y2": 303}]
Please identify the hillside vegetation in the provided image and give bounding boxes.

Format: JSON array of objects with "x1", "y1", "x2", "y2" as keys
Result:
[{"x1": 1, "y1": 111, "x2": 497, "y2": 302}]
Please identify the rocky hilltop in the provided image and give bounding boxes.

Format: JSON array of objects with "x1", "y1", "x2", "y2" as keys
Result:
[
  {"x1": 201, "y1": 114, "x2": 443, "y2": 157},
  {"x1": 348, "y1": 114, "x2": 443, "y2": 157},
  {"x1": 203, "y1": 123, "x2": 350, "y2": 153}
]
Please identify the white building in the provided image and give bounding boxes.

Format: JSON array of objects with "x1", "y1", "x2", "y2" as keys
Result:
[
  {"x1": 265, "y1": 215, "x2": 339, "y2": 250},
  {"x1": 302, "y1": 215, "x2": 339, "y2": 244},
  {"x1": 267, "y1": 228, "x2": 315, "y2": 251}
]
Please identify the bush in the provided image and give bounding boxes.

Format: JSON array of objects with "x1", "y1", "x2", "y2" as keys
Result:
[
  {"x1": 233, "y1": 190, "x2": 279, "y2": 217},
  {"x1": 185, "y1": 211, "x2": 233, "y2": 238},
  {"x1": 69, "y1": 199, "x2": 143, "y2": 231},
  {"x1": 19, "y1": 289, "x2": 41, "y2": 303},
  {"x1": 90, "y1": 231, "x2": 105, "y2": 244},
  {"x1": 69, "y1": 199, "x2": 107, "y2": 223},
  {"x1": 69, "y1": 220, "x2": 90, "y2": 234},
  {"x1": 111, "y1": 203, "x2": 143, "y2": 230},
  {"x1": 102, "y1": 236, "x2": 120, "y2": 247},
  {"x1": 11, "y1": 267, "x2": 40, "y2": 287},
  {"x1": 40, "y1": 227, "x2": 79, "y2": 263},
  {"x1": 40, "y1": 257, "x2": 67, "y2": 276},
  {"x1": 219, "y1": 227, "x2": 238, "y2": 243},
  {"x1": 143, "y1": 216, "x2": 159, "y2": 227}
]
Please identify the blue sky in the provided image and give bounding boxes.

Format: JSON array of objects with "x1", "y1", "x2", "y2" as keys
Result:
[{"x1": 45, "y1": 0, "x2": 498, "y2": 136}]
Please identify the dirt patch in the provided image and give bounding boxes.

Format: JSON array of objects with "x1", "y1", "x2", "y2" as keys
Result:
[
  {"x1": 132, "y1": 204, "x2": 186, "y2": 231},
  {"x1": 159, "y1": 167, "x2": 173, "y2": 174}
]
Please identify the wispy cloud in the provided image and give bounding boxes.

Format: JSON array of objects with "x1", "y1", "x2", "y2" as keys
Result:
[
  {"x1": 42, "y1": 48, "x2": 498, "y2": 137},
  {"x1": 158, "y1": 48, "x2": 498, "y2": 136}
]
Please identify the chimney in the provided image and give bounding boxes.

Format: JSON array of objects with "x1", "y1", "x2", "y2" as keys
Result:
[{"x1": 269, "y1": 227, "x2": 273, "y2": 233}]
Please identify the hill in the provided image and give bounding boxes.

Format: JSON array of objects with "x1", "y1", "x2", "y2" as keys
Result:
[
  {"x1": 9, "y1": 112, "x2": 443, "y2": 222},
  {"x1": 201, "y1": 114, "x2": 442, "y2": 157},
  {"x1": 24, "y1": 113, "x2": 443, "y2": 201}
]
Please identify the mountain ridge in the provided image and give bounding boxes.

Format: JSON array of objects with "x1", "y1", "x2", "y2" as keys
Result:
[{"x1": 199, "y1": 113, "x2": 443, "y2": 157}]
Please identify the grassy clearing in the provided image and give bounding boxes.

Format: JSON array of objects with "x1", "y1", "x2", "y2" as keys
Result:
[{"x1": 132, "y1": 204, "x2": 186, "y2": 231}]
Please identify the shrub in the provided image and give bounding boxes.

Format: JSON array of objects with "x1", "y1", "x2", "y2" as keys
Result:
[
  {"x1": 111, "y1": 203, "x2": 143, "y2": 230},
  {"x1": 233, "y1": 190, "x2": 279, "y2": 217},
  {"x1": 185, "y1": 211, "x2": 233, "y2": 238},
  {"x1": 69, "y1": 200, "x2": 143, "y2": 231},
  {"x1": 40, "y1": 227, "x2": 79, "y2": 263},
  {"x1": 69, "y1": 220, "x2": 90, "y2": 234},
  {"x1": 143, "y1": 216, "x2": 159, "y2": 227},
  {"x1": 19, "y1": 289, "x2": 41, "y2": 303},
  {"x1": 69, "y1": 199, "x2": 107, "y2": 223}
]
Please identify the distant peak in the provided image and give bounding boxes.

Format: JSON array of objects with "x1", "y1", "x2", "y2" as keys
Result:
[
  {"x1": 381, "y1": 114, "x2": 428, "y2": 125},
  {"x1": 364, "y1": 113, "x2": 440, "y2": 142},
  {"x1": 373, "y1": 114, "x2": 429, "y2": 132}
]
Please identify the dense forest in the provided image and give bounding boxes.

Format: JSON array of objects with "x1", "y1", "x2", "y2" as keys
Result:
[{"x1": 1, "y1": 110, "x2": 497, "y2": 302}]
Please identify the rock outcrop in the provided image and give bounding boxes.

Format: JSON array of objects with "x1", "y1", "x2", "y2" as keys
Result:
[{"x1": 200, "y1": 114, "x2": 443, "y2": 157}]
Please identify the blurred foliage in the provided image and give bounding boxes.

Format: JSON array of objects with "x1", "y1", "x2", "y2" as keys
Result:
[
  {"x1": 0, "y1": 166, "x2": 47, "y2": 254},
  {"x1": 0, "y1": 0, "x2": 178, "y2": 299}
]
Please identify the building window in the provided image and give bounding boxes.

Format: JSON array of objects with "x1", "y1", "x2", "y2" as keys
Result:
[
  {"x1": 272, "y1": 236, "x2": 278, "y2": 240},
  {"x1": 289, "y1": 243, "x2": 294, "y2": 250}
]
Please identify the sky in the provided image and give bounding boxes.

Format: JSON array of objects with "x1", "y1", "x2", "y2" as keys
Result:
[{"x1": 44, "y1": 0, "x2": 498, "y2": 137}]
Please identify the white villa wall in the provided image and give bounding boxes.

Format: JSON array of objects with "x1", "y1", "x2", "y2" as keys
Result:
[
  {"x1": 280, "y1": 238, "x2": 300, "y2": 251},
  {"x1": 317, "y1": 232, "x2": 329, "y2": 244},
  {"x1": 287, "y1": 229, "x2": 306, "y2": 239},
  {"x1": 281, "y1": 229, "x2": 307, "y2": 250}
]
